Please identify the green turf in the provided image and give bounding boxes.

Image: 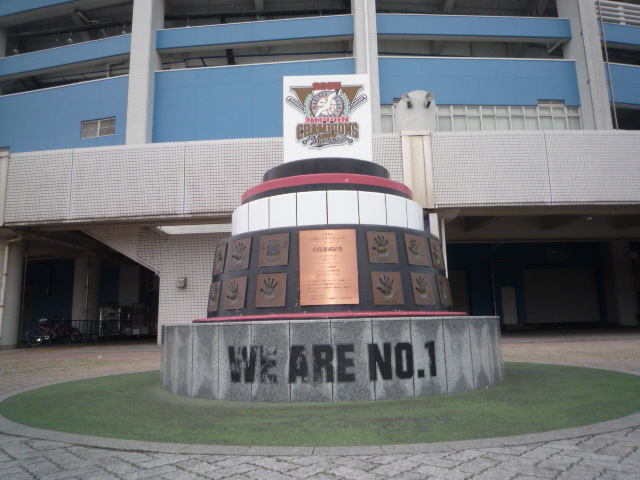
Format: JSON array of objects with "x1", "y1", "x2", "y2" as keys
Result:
[{"x1": 2, "y1": 363, "x2": 639, "y2": 446}]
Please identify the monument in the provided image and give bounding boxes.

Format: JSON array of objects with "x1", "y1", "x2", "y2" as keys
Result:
[{"x1": 162, "y1": 75, "x2": 503, "y2": 402}]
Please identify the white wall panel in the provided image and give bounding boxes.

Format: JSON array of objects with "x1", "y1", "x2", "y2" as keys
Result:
[
  {"x1": 297, "y1": 191, "x2": 327, "y2": 226},
  {"x1": 545, "y1": 131, "x2": 640, "y2": 204},
  {"x1": 406, "y1": 199, "x2": 424, "y2": 231},
  {"x1": 184, "y1": 137, "x2": 282, "y2": 216},
  {"x1": 5, "y1": 149, "x2": 73, "y2": 223},
  {"x1": 269, "y1": 193, "x2": 296, "y2": 228},
  {"x1": 386, "y1": 194, "x2": 408, "y2": 227},
  {"x1": 248, "y1": 197, "x2": 269, "y2": 231},
  {"x1": 358, "y1": 191, "x2": 386, "y2": 225},
  {"x1": 233, "y1": 203, "x2": 249, "y2": 234},
  {"x1": 432, "y1": 131, "x2": 550, "y2": 207},
  {"x1": 327, "y1": 190, "x2": 359, "y2": 224},
  {"x1": 70, "y1": 143, "x2": 184, "y2": 220}
]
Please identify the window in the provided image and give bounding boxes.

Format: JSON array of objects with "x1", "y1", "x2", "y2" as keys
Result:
[
  {"x1": 435, "y1": 102, "x2": 581, "y2": 132},
  {"x1": 81, "y1": 117, "x2": 116, "y2": 139}
]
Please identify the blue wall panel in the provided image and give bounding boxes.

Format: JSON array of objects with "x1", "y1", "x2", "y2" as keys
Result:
[
  {"x1": 153, "y1": 59, "x2": 355, "y2": 142},
  {"x1": 157, "y1": 16, "x2": 353, "y2": 50},
  {"x1": 0, "y1": 76, "x2": 128, "y2": 152},
  {"x1": 0, "y1": 0, "x2": 76, "y2": 17},
  {"x1": 603, "y1": 23, "x2": 640, "y2": 48},
  {"x1": 379, "y1": 57, "x2": 580, "y2": 106},
  {"x1": 610, "y1": 63, "x2": 640, "y2": 106},
  {"x1": 377, "y1": 14, "x2": 570, "y2": 40},
  {"x1": 0, "y1": 35, "x2": 130, "y2": 78}
]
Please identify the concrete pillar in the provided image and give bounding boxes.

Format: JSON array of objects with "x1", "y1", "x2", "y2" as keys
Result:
[
  {"x1": 600, "y1": 242, "x2": 638, "y2": 326},
  {"x1": 0, "y1": 27, "x2": 7, "y2": 58},
  {"x1": 125, "y1": 0, "x2": 165, "y2": 144},
  {"x1": 557, "y1": 0, "x2": 613, "y2": 130},
  {"x1": 71, "y1": 257, "x2": 102, "y2": 336},
  {"x1": 0, "y1": 239, "x2": 25, "y2": 349},
  {"x1": 352, "y1": 0, "x2": 381, "y2": 134}
]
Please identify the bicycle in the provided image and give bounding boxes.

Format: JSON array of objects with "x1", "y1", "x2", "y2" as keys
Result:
[{"x1": 25, "y1": 320, "x2": 83, "y2": 346}]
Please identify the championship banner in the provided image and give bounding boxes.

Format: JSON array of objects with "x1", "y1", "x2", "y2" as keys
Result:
[{"x1": 283, "y1": 74, "x2": 373, "y2": 163}]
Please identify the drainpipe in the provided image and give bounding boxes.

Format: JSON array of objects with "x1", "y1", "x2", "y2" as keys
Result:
[{"x1": 0, "y1": 233, "x2": 23, "y2": 339}]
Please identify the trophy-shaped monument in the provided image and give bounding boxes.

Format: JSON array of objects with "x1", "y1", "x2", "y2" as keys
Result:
[{"x1": 162, "y1": 75, "x2": 503, "y2": 402}]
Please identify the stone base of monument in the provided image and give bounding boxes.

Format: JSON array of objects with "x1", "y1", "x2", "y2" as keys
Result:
[{"x1": 161, "y1": 316, "x2": 503, "y2": 402}]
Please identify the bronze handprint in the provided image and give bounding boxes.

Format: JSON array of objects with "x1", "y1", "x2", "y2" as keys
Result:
[
  {"x1": 259, "y1": 277, "x2": 278, "y2": 299},
  {"x1": 377, "y1": 275, "x2": 395, "y2": 299}
]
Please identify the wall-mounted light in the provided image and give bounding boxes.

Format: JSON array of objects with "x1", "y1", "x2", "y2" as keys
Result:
[
  {"x1": 401, "y1": 92, "x2": 413, "y2": 108},
  {"x1": 176, "y1": 277, "x2": 187, "y2": 289},
  {"x1": 425, "y1": 91, "x2": 434, "y2": 108},
  {"x1": 67, "y1": 32, "x2": 74, "y2": 44}
]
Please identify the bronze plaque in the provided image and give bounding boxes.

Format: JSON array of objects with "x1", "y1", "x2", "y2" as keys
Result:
[
  {"x1": 428, "y1": 237, "x2": 445, "y2": 269},
  {"x1": 299, "y1": 229, "x2": 359, "y2": 306},
  {"x1": 259, "y1": 233, "x2": 290, "y2": 267},
  {"x1": 213, "y1": 244, "x2": 227, "y2": 275},
  {"x1": 410, "y1": 273, "x2": 435, "y2": 305},
  {"x1": 371, "y1": 272, "x2": 404, "y2": 305},
  {"x1": 223, "y1": 276, "x2": 248, "y2": 310},
  {"x1": 207, "y1": 281, "x2": 222, "y2": 313},
  {"x1": 228, "y1": 237, "x2": 251, "y2": 271},
  {"x1": 404, "y1": 234, "x2": 429, "y2": 266},
  {"x1": 436, "y1": 275, "x2": 453, "y2": 306},
  {"x1": 255, "y1": 273, "x2": 287, "y2": 308},
  {"x1": 366, "y1": 231, "x2": 399, "y2": 264}
]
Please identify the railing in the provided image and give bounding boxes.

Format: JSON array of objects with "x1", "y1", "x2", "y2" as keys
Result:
[{"x1": 596, "y1": 0, "x2": 640, "y2": 27}]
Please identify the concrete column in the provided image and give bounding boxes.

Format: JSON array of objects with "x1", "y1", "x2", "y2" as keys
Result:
[
  {"x1": 352, "y1": 0, "x2": 381, "y2": 134},
  {"x1": 557, "y1": 0, "x2": 613, "y2": 130},
  {"x1": 0, "y1": 27, "x2": 7, "y2": 58},
  {"x1": 0, "y1": 239, "x2": 25, "y2": 349},
  {"x1": 71, "y1": 257, "x2": 102, "y2": 335},
  {"x1": 125, "y1": 0, "x2": 165, "y2": 144},
  {"x1": 600, "y1": 242, "x2": 638, "y2": 326}
]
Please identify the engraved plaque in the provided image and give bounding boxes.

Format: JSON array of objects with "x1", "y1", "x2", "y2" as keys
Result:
[
  {"x1": 299, "y1": 229, "x2": 359, "y2": 306},
  {"x1": 213, "y1": 244, "x2": 227, "y2": 275},
  {"x1": 428, "y1": 237, "x2": 445, "y2": 269},
  {"x1": 436, "y1": 275, "x2": 453, "y2": 306},
  {"x1": 259, "y1": 233, "x2": 290, "y2": 267},
  {"x1": 404, "y1": 234, "x2": 429, "y2": 266},
  {"x1": 366, "y1": 231, "x2": 399, "y2": 264},
  {"x1": 223, "y1": 276, "x2": 248, "y2": 310},
  {"x1": 255, "y1": 273, "x2": 287, "y2": 308},
  {"x1": 228, "y1": 238, "x2": 251, "y2": 271},
  {"x1": 410, "y1": 273, "x2": 435, "y2": 305},
  {"x1": 371, "y1": 272, "x2": 404, "y2": 305},
  {"x1": 207, "y1": 281, "x2": 222, "y2": 313}
]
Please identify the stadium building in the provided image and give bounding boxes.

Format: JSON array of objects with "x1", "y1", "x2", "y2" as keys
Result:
[{"x1": 0, "y1": 0, "x2": 639, "y2": 348}]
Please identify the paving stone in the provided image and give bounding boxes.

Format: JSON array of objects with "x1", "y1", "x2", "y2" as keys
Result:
[{"x1": 328, "y1": 465, "x2": 377, "y2": 480}]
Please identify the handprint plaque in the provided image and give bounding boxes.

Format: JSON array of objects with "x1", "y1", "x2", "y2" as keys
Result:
[
  {"x1": 366, "y1": 231, "x2": 399, "y2": 264},
  {"x1": 255, "y1": 273, "x2": 287, "y2": 308},
  {"x1": 371, "y1": 271, "x2": 404, "y2": 305},
  {"x1": 404, "y1": 234, "x2": 429, "y2": 266},
  {"x1": 410, "y1": 273, "x2": 435, "y2": 305},
  {"x1": 212, "y1": 244, "x2": 227, "y2": 275},
  {"x1": 228, "y1": 238, "x2": 251, "y2": 271},
  {"x1": 207, "y1": 281, "x2": 222, "y2": 313},
  {"x1": 223, "y1": 276, "x2": 248, "y2": 310},
  {"x1": 436, "y1": 275, "x2": 453, "y2": 306},
  {"x1": 428, "y1": 238, "x2": 444, "y2": 269}
]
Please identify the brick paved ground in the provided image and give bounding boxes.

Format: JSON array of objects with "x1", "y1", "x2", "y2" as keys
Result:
[{"x1": 1, "y1": 331, "x2": 639, "y2": 480}]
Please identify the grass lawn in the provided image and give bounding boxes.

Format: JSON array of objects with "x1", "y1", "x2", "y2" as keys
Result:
[{"x1": 1, "y1": 362, "x2": 639, "y2": 446}]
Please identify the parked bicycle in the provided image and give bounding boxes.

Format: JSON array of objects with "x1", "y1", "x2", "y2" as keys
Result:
[{"x1": 25, "y1": 319, "x2": 83, "y2": 346}]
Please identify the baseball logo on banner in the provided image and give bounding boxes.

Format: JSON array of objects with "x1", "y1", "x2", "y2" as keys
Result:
[{"x1": 283, "y1": 74, "x2": 372, "y2": 163}]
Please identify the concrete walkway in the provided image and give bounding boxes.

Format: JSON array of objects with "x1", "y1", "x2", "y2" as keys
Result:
[{"x1": 1, "y1": 330, "x2": 639, "y2": 480}]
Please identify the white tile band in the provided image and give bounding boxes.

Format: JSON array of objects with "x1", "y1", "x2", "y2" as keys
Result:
[{"x1": 233, "y1": 190, "x2": 426, "y2": 234}]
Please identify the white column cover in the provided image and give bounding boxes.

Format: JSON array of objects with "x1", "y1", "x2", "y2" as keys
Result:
[
  {"x1": 352, "y1": 0, "x2": 381, "y2": 134},
  {"x1": 126, "y1": 0, "x2": 165, "y2": 143}
]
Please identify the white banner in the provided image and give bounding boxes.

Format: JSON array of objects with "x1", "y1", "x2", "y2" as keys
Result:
[{"x1": 282, "y1": 74, "x2": 372, "y2": 163}]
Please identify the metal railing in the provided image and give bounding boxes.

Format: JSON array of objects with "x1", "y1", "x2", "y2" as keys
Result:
[{"x1": 596, "y1": 0, "x2": 640, "y2": 27}]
